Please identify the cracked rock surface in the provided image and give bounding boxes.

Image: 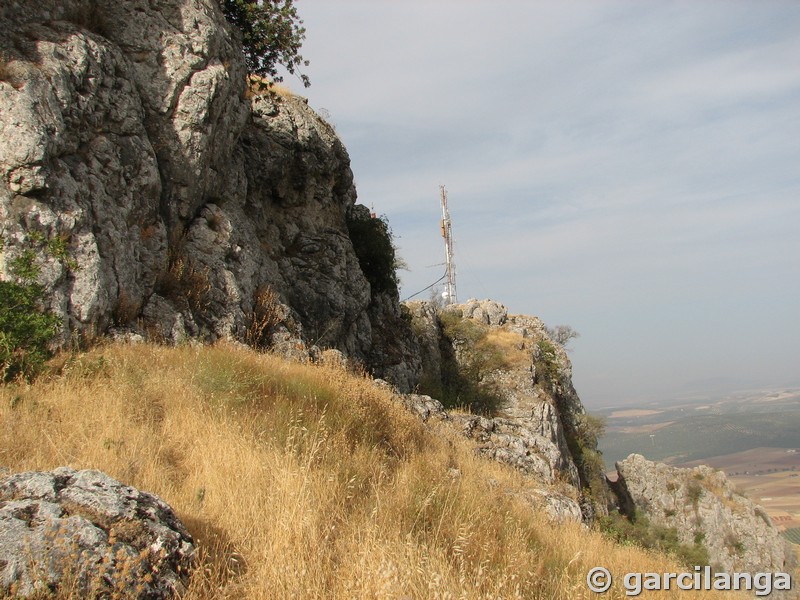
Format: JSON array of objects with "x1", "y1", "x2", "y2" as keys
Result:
[
  {"x1": 0, "y1": 467, "x2": 194, "y2": 598},
  {"x1": 0, "y1": 0, "x2": 420, "y2": 389},
  {"x1": 615, "y1": 454, "x2": 797, "y2": 586}
]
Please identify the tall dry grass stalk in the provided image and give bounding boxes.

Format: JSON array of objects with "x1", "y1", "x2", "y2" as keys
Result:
[
  {"x1": 1, "y1": 343, "x2": 734, "y2": 599},
  {"x1": 245, "y1": 75, "x2": 294, "y2": 99}
]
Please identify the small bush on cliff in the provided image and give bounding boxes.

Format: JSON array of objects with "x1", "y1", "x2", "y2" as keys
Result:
[
  {"x1": 0, "y1": 249, "x2": 60, "y2": 381},
  {"x1": 534, "y1": 338, "x2": 560, "y2": 386},
  {"x1": 347, "y1": 213, "x2": 400, "y2": 297},
  {"x1": 220, "y1": 0, "x2": 310, "y2": 87},
  {"x1": 600, "y1": 510, "x2": 710, "y2": 567},
  {"x1": 569, "y1": 413, "x2": 614, "y2": 508},
  {"x1": 432, "y1": 310, "x2": 506, "y2": 415},
  {"x1": 686, "y1": 479, "x2": 704, "y2": 510}
]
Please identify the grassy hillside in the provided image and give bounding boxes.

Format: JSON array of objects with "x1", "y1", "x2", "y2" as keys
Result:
[{"x1": 1, "y1": 343, "x2": 730, "y2": 599}]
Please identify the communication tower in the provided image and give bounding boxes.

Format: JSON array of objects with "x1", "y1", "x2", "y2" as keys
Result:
[{"x1": 439, "y1": 185, "x2": 457, "y2": 304}]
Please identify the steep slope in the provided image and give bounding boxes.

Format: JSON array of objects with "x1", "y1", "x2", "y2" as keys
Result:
[
  {"x1": 0, "y1": 342, "x2": 731, "y2": 599},
  {"x1": 1, "y1": 2, "x2": 793, "y2": 594},
  {"x1": 0, "y1": 0, "x2": 598, "y2": 519}
]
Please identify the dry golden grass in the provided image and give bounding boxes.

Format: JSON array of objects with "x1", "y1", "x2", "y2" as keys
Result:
[
  {"x1": 0, "y1": 343, "x2": 732, "y2": 599},
  {"x1": 481, "y1": 328, "x2": 530, "y2": 369},
  {"x1": 245, "y1": 74, "x2": 295, "y2": 99}
]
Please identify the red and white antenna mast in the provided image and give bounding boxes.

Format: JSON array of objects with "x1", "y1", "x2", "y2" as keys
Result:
[{"x1": 439, "y1": 185, "x2": 457, "y2": 304}]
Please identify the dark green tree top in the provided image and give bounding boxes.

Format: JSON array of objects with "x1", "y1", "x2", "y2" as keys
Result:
[{"x1": 220, "y1": 0, "x2": 310, "y2": 87}]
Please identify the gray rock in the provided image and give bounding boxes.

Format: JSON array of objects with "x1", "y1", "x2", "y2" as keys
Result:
[
  {"x1": 518, "y1": 488, "x2": 584, "y2": 524},
  {"x1": 398, "y1": 393, "x2": 448, "y2": 423},
  {"x1": 0, "y1": 467, "x2": 194, "y2": 598},
  {"x1": 454, "y1": 413, "x2": 580, "y2": 487},
  {"x1": 404, "y1": 301, "x2": 593, "y2": 492},
  {"x1": 460, "y1": 298, "x2": 508, "y2": 326},
  {"x1": 615, "y1": 454, "x2": 796, "y2": 577},
  {"x1": 0, "y1": 0, "x2": 421, "y2": 390}
]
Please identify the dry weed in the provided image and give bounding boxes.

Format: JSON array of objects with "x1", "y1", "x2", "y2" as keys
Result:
[
  {"x1": 482, "y1": 327, "x2": 531, "y2": 369},
  {"x1": 245, "y1": 285, "x2": 283, "y2": 349},
  {"x1": 155, "y1": 256, "x2": 212, "y2": 317},
  {"x1": 245, "y1": 74, "x2": 294, "y2": 100},
  {"x1": 112, "y1": 289, "x2": 142, "y2": 326}
]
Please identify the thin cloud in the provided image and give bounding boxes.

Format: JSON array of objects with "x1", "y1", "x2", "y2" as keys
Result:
[{"x1": 297, "y1": 0, "x2": 800, "y2": 405}]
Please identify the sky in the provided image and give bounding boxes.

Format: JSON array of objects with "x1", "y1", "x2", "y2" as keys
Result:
[{"x1": 284, "y1": 1, "x2": 800, "y2": 408}]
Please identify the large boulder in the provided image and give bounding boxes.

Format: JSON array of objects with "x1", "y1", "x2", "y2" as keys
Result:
[
  {"x1": 459, "y1": 298, "x2": 508, "y2": 327},
  {"x1": 0, "y1": 467, "x2": 194, "y2": 598}
]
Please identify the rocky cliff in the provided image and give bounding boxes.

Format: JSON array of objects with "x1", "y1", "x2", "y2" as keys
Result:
[
  {"x1": 0, "y1": 0, "x2": 419, "y2": 388},
  {"x1": 0, "y1": 0, "x2": 595, "y2": 512},
  {"x1": 614, "y1": 454, "x2": 796, "y2": 581},
  {"x1": 403, "y1": 298, "x2": 609, "y2": 520}
]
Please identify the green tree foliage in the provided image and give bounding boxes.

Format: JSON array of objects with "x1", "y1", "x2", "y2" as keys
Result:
[
  {"x1": 347, "y1": 213, "x2": 400, "y2": 297},
  {"x1": 686, "y1": 478, "x2": 704, "y2": 511},
  {"x1": 567, "y1": 413, "x2": 612, "y2": 506},
  {"x1": 0, "y1": 250, "x2": 60, "y2": 381},
  {"x1": 220, "y1": 0, "x2": 310, "y2": 87},
  {"x1": 534, "y1": 338, "x2": 560, "y2": 386}
]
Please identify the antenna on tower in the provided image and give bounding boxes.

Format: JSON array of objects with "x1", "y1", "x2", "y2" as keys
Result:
[{"x1": 439, "y1": 185, "x2": 457, "y2": 304}]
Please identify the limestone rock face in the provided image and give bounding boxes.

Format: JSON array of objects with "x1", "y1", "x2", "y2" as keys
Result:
[
  {"x1": 454, "y1": 411, "x2": 580, "y2": 487},
  {"x1": 394, "y1": 392, "x2": 583, "y2": 524},
  {"x1": 0, "y1": 467, "x2": 194, "y2": 598},
  {"x1": 0, "y1": 0, "x2": 247, "y2": 334},
  {"x1": 518, "y1": 488, "x2": 583, "y2": 524},
  {"x1": 405, "y1": 299, "x2": 595, "y2": 497},
  {"x1": 403, "y1": 300, "x2": 444, "y2": 386},
  {"x1": 0, "y1": 0, "x2": 420, "y2": 388},
  {"x1": 615, "y1": 454, "x2": 796, "y2": 576}
]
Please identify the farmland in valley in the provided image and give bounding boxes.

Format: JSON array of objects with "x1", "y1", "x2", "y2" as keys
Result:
[{"x1": 596, "y1": 388, "x2": 800, "y2": 542}]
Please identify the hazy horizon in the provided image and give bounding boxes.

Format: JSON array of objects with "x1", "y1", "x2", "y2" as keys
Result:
[{"x1": 286, "y1": 1, "x2": 800, "y2": 408}]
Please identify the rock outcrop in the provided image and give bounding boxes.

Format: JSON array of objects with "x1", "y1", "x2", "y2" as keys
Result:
[
  {"x1": 0, "y1": 467, "x2": 194, "y2": 598},
  {"x1": 614, "y1": 454, "x2": 796, "y2": 578},
  {"x1": 397, "y1": 391, "x2": 584, "y2": 524},
  {"x1": 0, "y1": 0, "x2": 419, "y2": 388},
  {"x1": 455, "y1": 412, "x2": 579, "y2": 486},
  {"x1": 404, "y1": 299, "x2": 607, "y2": 520},
  {"x1": 406, "y1": 300, "x2": 583, "y2": 484}
]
